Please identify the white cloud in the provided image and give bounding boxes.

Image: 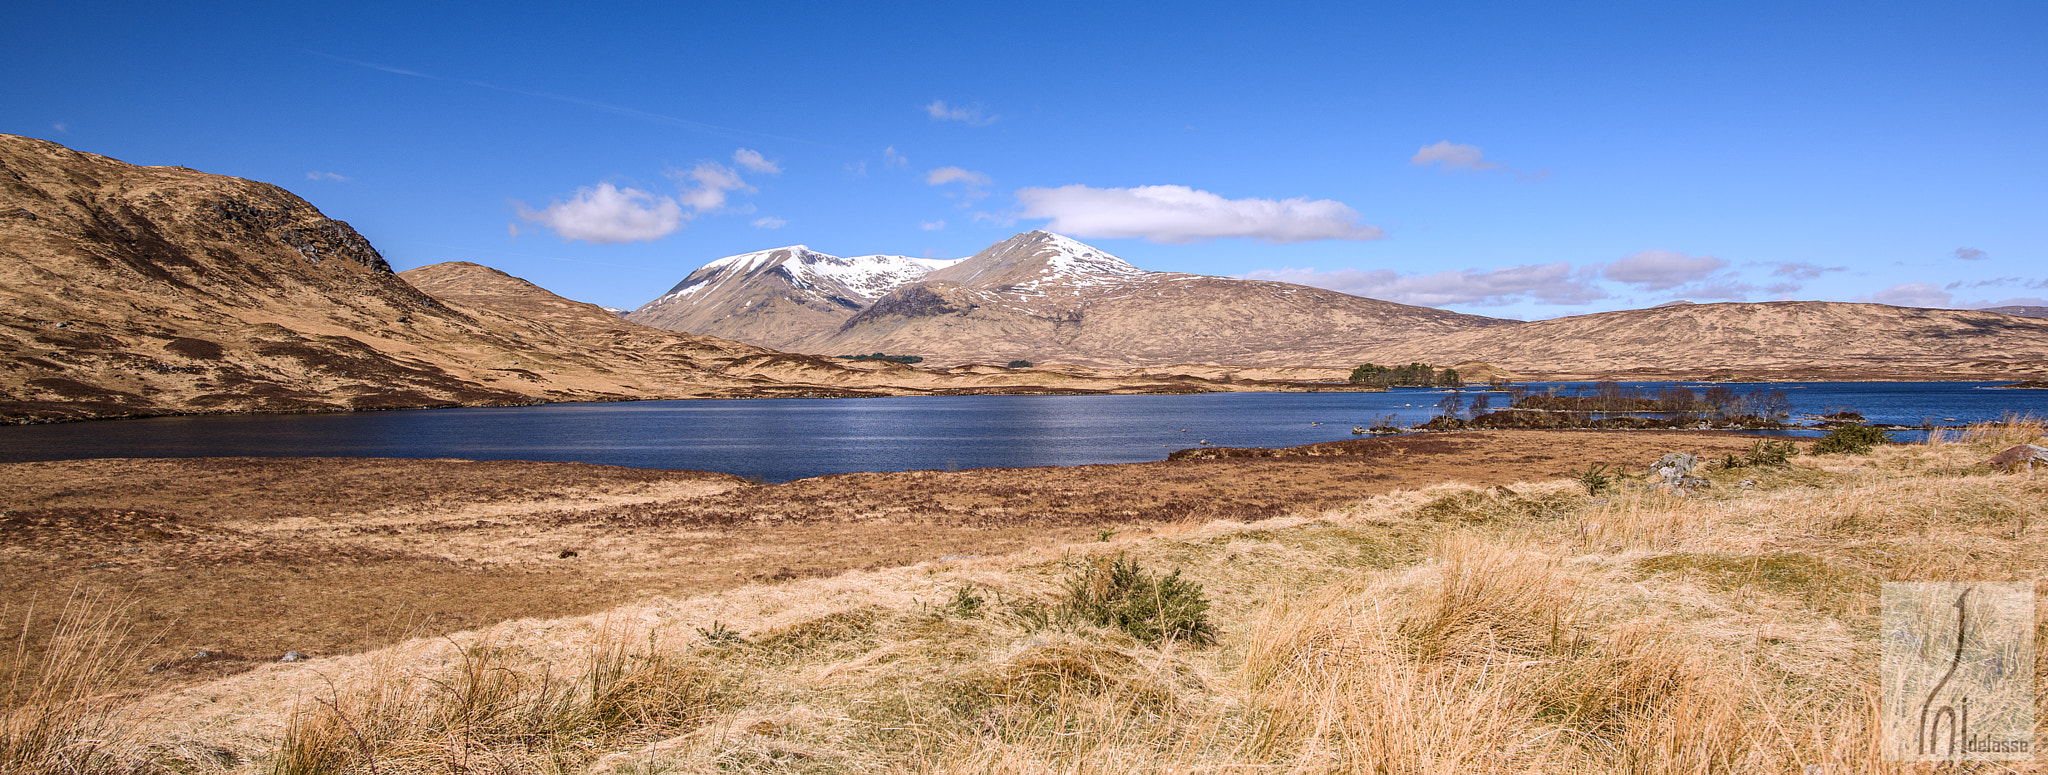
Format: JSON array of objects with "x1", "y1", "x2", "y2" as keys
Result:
[
  {"x1": 845, "y1": 160, "x2": 868, "y2": 177},
  {"x1": 1410, "y1": 141, "x2": 1502, "y2": 172},
  {"x1": 1954, "y1": 247, "x2": 1988, "y2": 261},
  {"x1": 751, "y1": 216, "x2": 786, "y2": 229},
  {"x1": 674, "y1": 162, "x2": 753, "y2": 211},
  {"x1": 732, "y1": 148, "x2": 780, "y2": 174},
  {"x1": 304, "y1": 171, "x2": 350, "y2": 182},
  {"x1": 1768, "y1": 261, "x2": 1844, "y2": 279},
  {"x1": 1015, "y1": 184, "x2": 1384, "y2": 244},
  {"x1": 926, "y1": 167, "x2": 991, "y2": 186},
  {"x1": 925, "y1": 100, "x2": 996, "y2": 126},
  {"x1": 1602, "y1": 249, "x2": 1728, "y2": 290},
  {"x1": 1241, "y1": 263, "x2": 1606, "y2": 307},
  {"x1": 920, "y1": 220, "x2": 946, "y2": 231},
  {"x1": 514, "y1": 183, "x2": 685, "y2": 244},
  {"x1": 51, "y1": 122, "x2": 68, "y2": 133},
  {"x1": 1866, "y1": 282, "x2": 1954, "y2": 308},
  {"x1": 883, "y1": 146, "x2": 908, "y2": 169}
]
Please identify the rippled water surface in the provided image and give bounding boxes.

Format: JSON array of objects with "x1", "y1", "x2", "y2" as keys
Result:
[{"x1": 4, "y1": 382, "x2": 2043, "y2": 482}]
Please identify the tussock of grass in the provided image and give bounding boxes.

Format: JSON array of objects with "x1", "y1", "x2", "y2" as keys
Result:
[
  {"x1": 1402, "y1": 536, "x2": 1574, "y2": 660},
  {"x1": 1, "y1": 594, "x2": 174, "y2": 775},
  {"x1": 1412, "y1": 483, "x2": 1584, "y2": 523},
  {"x1": 267, "y1": 621, "x2": 731, "y2": 774},
  {"x1": 1057, "y1": 554, "x2": 1216, "y2": 646},
  {"x1": 54, "y1": 418, "x2": 2048, "y2": 772},
  {"x1": 1634, "y1": 552, "x2": 1877, "y2": 619}
]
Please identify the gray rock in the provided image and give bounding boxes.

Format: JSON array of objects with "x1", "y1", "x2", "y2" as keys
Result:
[
  {"x1": 1986, "y1": 444, "x2": 2048, "y2": 472},
  {"x1": 1650, "y1": 452, "x2": 1709, "y2": 494}
]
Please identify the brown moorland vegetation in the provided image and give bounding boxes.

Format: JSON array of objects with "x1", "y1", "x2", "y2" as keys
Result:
[
  {"x1": 1, "y1": 431, "x2": 1761, "y2": 699},
  {"x1": 3, "y1": 422, "x2": 2044, "y2": 771}
]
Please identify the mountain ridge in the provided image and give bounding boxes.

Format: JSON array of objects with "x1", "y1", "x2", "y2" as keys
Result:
[
  {"x1": 626, "y1": 246, "x2": 960, "y2": 350},
  {"x1": 637, "y1": 230, "x2": 1514, "y2": 366},
  {"x1": 1374, "y1": 300, "x2": 2048, "y2": 380},
  {"x1": 627, "y1": 232, "x2": 2048, "y2": 379}
]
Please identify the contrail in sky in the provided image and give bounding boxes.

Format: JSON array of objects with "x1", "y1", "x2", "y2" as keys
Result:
[{"x1": 309, "y1": 51, "x2": 818, "y2": 146}]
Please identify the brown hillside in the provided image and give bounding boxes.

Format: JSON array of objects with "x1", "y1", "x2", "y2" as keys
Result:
[
  {"x1": 0, "y1": 137, "x2": 1238, "y2": 423},
  {"x1": 1368, "y1": 300, "x2": 2048, "y2": 380},
  {"x1": 0, "y1": 134, "x2": 543, "y2": 421}
]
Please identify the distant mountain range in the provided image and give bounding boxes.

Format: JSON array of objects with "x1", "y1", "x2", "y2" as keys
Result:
[
  {"x1": 629, "y1": 231, "x2": 1512, "y2": 367},
  {"x1": 627, "y1": 232, "x2": 2048, "y2": 380},
  {"x1": 1981, "y1": 305, "x2": 2048, "y2": 319}
]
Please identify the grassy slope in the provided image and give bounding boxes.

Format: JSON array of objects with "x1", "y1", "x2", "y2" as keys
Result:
[{"x1": 8, "y1": 423, "x2": 2048, "y2": 773}]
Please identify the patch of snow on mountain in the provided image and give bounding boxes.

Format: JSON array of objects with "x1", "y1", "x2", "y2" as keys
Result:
[
  {"x1": 1038, "y1": 233, "x2": 1145, "y2": 280},
  {"x1": 1002, "y1": 233, "x2": 1149, "y2": 294},
  {"x1": 703, "y1": 246, "x2": 813, "y2": 274},
  {"x1": 798, "y1": 254, "x2": 962, "y2": 302},
  {"x1": 654, "y1": 247, "x2": 963, "y2": 309}
]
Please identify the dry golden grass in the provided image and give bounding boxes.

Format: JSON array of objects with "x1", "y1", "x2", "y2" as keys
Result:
[{"x1": 16, "y1": 420, "x2": 2048, "y2": 773}]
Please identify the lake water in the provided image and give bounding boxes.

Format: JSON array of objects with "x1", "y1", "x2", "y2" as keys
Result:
[{"x1": 3, "y1": 382, "x2": 2043, "y2": 482}]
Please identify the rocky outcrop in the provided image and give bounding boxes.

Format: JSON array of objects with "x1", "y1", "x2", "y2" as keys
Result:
[{"x1": 1986, "y1": 444, "x2": 2048, "y2": 472}]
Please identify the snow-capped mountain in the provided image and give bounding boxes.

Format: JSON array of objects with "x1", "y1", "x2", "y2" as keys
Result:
[
  {"x1": 625, "y1": 246, "x2": 959, "y2": 351},
  {"x1": 628, "y1": 231, "x2": 1512, "y2": 367},
  {"x1": 923, "y1": 231, "x2": 1148, "y2": 293},
  {"x1": 817, "y1": 231, "x2": 1509, "y2": 366}
]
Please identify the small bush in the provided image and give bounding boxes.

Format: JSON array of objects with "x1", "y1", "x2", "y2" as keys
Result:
[
  {"x1": 1575, "y1": 463, "x2": 1614, "y2": 496},
  {"x1": 1060, "y1": 555, "x2": 1215, "y2": 645},
  {"x1": 1715, "y1": 439, "x2": 1798, "y2": 469},
  {"x1": 1812, "y1": 424, "x2": 1891, "y2": 455},
  {"x1": 694, "y1": 621, "x2": 749, "y2": 647},
  {"x1": 943, "y1": 585, "x2": 984, "y2": 619},
  {"x1": 1007, "y1": 360, "x2": 1032, "y2": 368}
]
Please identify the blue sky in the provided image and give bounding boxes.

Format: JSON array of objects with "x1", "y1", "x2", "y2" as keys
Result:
[{"x1": 5, "y1": 1, "x2": 2043, "y2": 318}]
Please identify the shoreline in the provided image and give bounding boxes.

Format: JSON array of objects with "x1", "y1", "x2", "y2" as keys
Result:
[{"x1": 5, "y1": 374, "x2": 2041, "y2": 427}]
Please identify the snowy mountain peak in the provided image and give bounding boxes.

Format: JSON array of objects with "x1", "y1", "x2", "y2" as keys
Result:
[
  {"x1": 927, "y1": 231, "x2": 1146, "y2": 291},
  {"x1": 700, "y1": 245, "x2": 819, "y2": 274},
  {"x1": 1027, "y1": 231, "x2": 1144, "y2": 278},
  {"x1": 645, "y1": 246, "x2": 960, "y2": 308}
]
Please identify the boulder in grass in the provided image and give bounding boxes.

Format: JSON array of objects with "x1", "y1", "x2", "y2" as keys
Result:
[
  {"x1": 1650, "y1": 453, "x2": 1700, "y2": 482},
  {"x1": 1986, "y1": 444, "x2": 2048, "y2": 472}
]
